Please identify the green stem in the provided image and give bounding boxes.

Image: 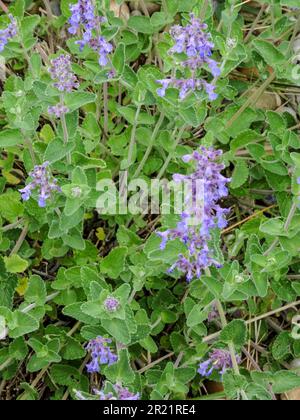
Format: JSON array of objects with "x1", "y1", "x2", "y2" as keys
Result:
[
  {"x1": 126, "y1": 104, "x2": 142, "y2": 168},
  {"x1": 264, "y1": 201, "x2": 297, "y2": 256},
  {"x1": 157, "y1": 125, "x2": 186, "y2": 180},
  {"x1": 10, "y1": 222, "x2": 28, "y2": 256},
  {"x1": 215, "y1": 299, "x2": 248, "y2": 401},
  {"x1": 60, "y1": 96, "x2": 71, "y2": 167},
  {"x1": 0, "y1": 292, "x2": 60, "y2": 372},
  {"x1": 103, "y1": 82, "x2": 109, "y2": 140},
  {"x1": 133, "y1": 112, "x2": 165, "y2": 179}
]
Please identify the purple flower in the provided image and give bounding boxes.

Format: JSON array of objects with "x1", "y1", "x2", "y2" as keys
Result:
[
  {"x1": 169, "y1": 15, "x2": 218, "y2": 72},
  {"x1": 48, "y1": 103, "x2": 69, "y2": 118},
  {"x1": 104, "y1": 297, "x2": 120, "y2": 312},
  {"x1": 198, "y1": 349, "x2": 240, "y2": 377},
  {"x1": 19, "y1": 162, "x2": 61, "y2": 208},
  {"x1": 0, "y1": 15, "x2": 17, "y2": 52},
  {"x1": 89, "y1": 36, "x2": 113, "y2": 68},
  {"x1": 208, "y1": 302, "x2": 219, "y2": 322},
  {"x1": 156, "y1": 79, "x2": 172, "y2": 97},
  {"x1": 49, "y1": 54, "x2": 79, "y2": 92},
  {"x1": 157, "y1": 15, "x2": 220, "y2": 101},
  {"x1": 68, "y1": 1, "x2": 113, "y2": 68},
  {"x1": 114, "y1": 385, "x2": 140, "y2": 400},
  {"x1": 156, "y1": 78, "x2": 218, "y2": 101},
  {"x1": 157, "y1": 147, "x2": 230, "y2": 281},
  {"x1": 68, "y1": 0, "x2": 97, "y2": 39},
  {"x1": 85, "y1": 336, "x2": 118, "y2": 373}
]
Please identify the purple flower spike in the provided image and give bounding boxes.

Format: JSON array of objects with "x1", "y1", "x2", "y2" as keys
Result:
[
  {"x1": 157, "y1": 147, "x2": 230, "y2": 281},
  {"x1": 49, "y1": 54, "x2": 79, "y2": 92},
  {"x1": 85, "y1": 336, "x2": 118, "y2": 373},
  {"x1": 104, "y1": 297, "x2": 120, "y2": 312},
  {"x1": 114, "y1": 385, "x2": 140, "y2": 400},
  {"x1": 48, "y1": 103, "x2": 69, "y2": 118},
  {"x1": 68, "y1": 1, "x2": 113, "y2": 68},
  {"x1": 198, "y1": 349, "x2": 240, "y2": 377},
  {"x1": 19, "y1": 162, "x2": 61, "y2": 208},
  {"x1": 156, "y1": 14, "x2": 220, "y2": 101},
  {"x1": 0, "y1": 15, "x2": 17, "y2": 52}
]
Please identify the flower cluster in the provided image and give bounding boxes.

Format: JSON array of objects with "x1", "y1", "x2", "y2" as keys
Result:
[
  {"x1": 48, "y1": 54, "x2": 78, "y2": 118},
  {"x1": 49, "y1": 54, "x2": 79, "y2": 93},
  {"x1": 157, "y1": 147, "x2": 230, "y2": 282},
  {"x1": 86, "y1": 336, "x2": 118, "y2": 373},
  {"x1": 0, "y1": 15, "x2": 17, "y2": 53},
  {"x1": 19, "y1": 162, "x2": 61, "y2": 208},
  {"x1": 157, "y1": 15, "x2": 220, "y2": 100},
  {"x1": 157, "y1": 78, "x2": 217, "y2": 101},
  {"x1": 198, "y1": 349, "x2": 241, "y2": 377},
  {"x1": 104, "y1": 297, "x2": 120, "y2": 312},
  {"x1": 48, "y1": 103, "x2": 69, "y2": 118},
  {"x1": 75, "y1": 385, "x2": 140, "y2": 401},
  {"x1": 68, "y1": 0, "x2": 113, "y2": 68}
]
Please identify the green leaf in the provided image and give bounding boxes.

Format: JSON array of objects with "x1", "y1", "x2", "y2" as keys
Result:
[
  {"x1": 64, "y1": 92, "x2": 96, "y2": 112},
  {"x1": 24, "y1": 275, "x2": 46, "y2": 306},
  {"x1": 220, "y1": 320, "x2": 247, "y2": 347},
  {"x1": 112, "y1": 43, "x2": 125, "y2": 75},
  {"x1": 104, "y1": 349, "x2": 135, "y2": 384},
  {"x1": 127, "y1": 16, "x2": 154, "y2": 34},
  {"x1": 231, "y1": 129, "x2": 262, "y2": 152},
  {"x1": 0, "y1": 129, "x2": 22, "y2": 148},
  {"x1": 8, "y1": 311, "x2": 39, "y2": 339},
  {"x1": 272, "y1": 332, "x2": 291, "y2": 361},
  {"x1": 252, "y1": 39, "x2": 285, "y2": 67},
  {"x1": 101, "y1": 318, "x2": 131, "y2": 344},
  {"x1": 44, "y1": 138, "x2": 74, "y2": 164},
  {"x1": 0, "y1": 315, "x2": 7, "y2": 340},
  {"x1": 0, "y1": 191, "x2": 24, "y2": 223},
  {"x1": 100, "y1": 247, "x2": 127, "y2": 279},
  {"x1": 231, "y1": 160, "x2": 249, "y2": 189},
  {"x1": 186, "y1": 304, "x2": 209, "y2": 327},
  {"x1": 4, "y1": 255, "x2": 29, "y2": 274},
  {"x1": 61, "y1": 336, "x2": 85, "y2": 360}
]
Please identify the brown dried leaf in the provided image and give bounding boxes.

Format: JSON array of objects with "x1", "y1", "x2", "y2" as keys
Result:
[{"x1": 110, "y1": 0, "x2": 130, "y2": 20}]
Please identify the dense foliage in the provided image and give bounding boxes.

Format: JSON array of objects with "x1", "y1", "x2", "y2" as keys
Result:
[{"x1": 1, "y1": 0, "x2": 300, "y2": 401}]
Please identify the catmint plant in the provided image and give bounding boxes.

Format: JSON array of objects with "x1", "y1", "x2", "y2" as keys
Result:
[
  {"x1": 157, "y1": 14, "x2": 220, "y2": 100},
  {"x1": 104, "y1": 296, "x2": 120, "y2": 312},
  {"x1": 68, "y1": 0, "x2": 113, "y2": 68},
  {"x1": 0, "y1": 0, "x2": 299, "y2": 403},
  {"x1": 85, "y1": 337, "x2": 118, "y2": 373},
  {"x1": 158, "y1": 147, "x2": 230, "y2": 281},
  {"x1": 198, "y1": 349, "x2": 241, "y2": 377},
  {"x1": 0, "y1": 14, "x2": 17, "y2": 52},
  {"x1": 19, "y1": 162, "x2": 61, "y2": 207}
]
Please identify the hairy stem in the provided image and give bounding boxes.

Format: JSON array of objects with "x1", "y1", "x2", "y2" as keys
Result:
[
  {"x1": 133, "y1": 112, "x2": 165, "y2": 179},
  {"x1": 157, "y1": 125, "x2": 186, "y2": 180}
]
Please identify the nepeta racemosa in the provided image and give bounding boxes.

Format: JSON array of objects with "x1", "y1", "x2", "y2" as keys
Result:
[
  {"x1": 48, "y1": 54, "x2": 79, "y2": 93},
  {"x1": 198, "y1": 349, "x2": 241, "y2": 377},
  {"x1": 85, "y1": 336, "x2": 118, "y2": 373},
  {"x1": 68, "y1": 0, "x2": 113, "y2": 68},
  {"x1": 48, "y1": 54, "x2": 78, "y2": 117},
  {"x1": 0, "y1": 15, "x2": 17, "y2": 52},
  {"x1": 104, "y1": 297, "x2": 120, "y2": 312},
  {"x1": 157, "y1": 14, "x2": 220, "y2": 100},
  {"x1": 19, "y1": 162, "x2": 61, "y2": 207},
  {"x1": 157, "y1": 147, "x2": 230, "y2": 282}
]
